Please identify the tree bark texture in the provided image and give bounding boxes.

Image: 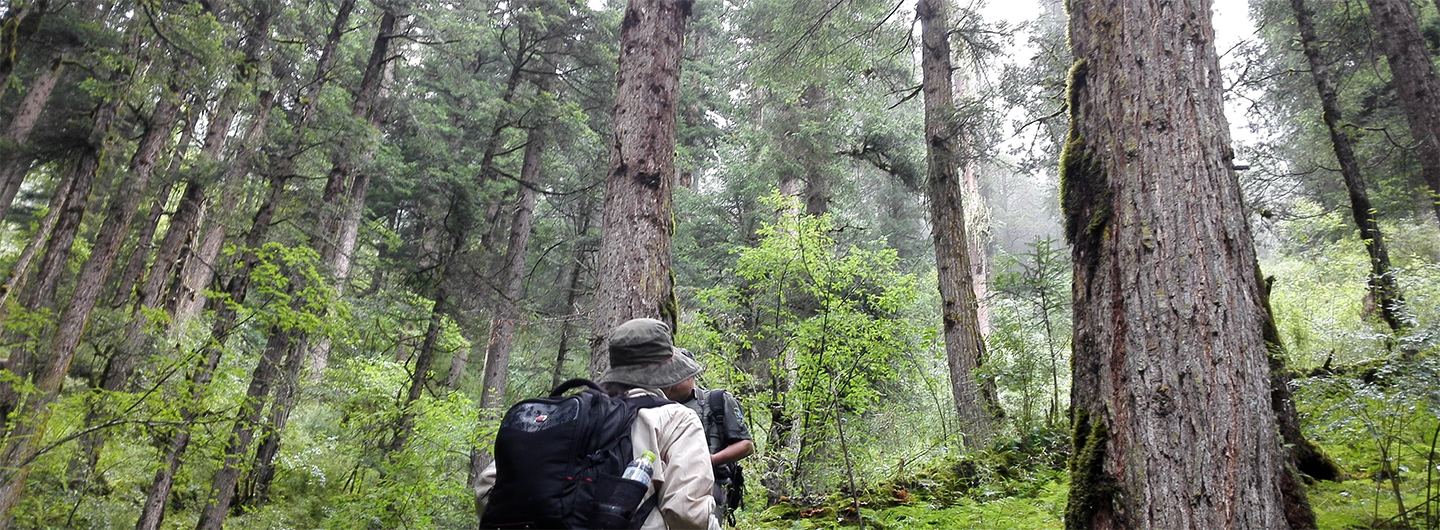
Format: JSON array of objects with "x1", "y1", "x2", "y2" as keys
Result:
[
  {"x1": 919, "y1": 0, "x2": 996, "y2": 448},
  {"x1": 1293, "y1": 0, "x2": 1405, "y2": 333},
  {"x1": 586, "y1": 0, "x2": 689, "y2": 376},
  {"x1": 0, "y1": 55, "x2": 64, "y2": 225},
  {"x1": 961, "y1": 164, "x2": 992, "y2": 337},
  {"x1": 1060, "y1": 0, "x2": 1309, "y2": 526},
  {"x1": 1364, "y1": 0, "x2": 1440, "y2": 224}
]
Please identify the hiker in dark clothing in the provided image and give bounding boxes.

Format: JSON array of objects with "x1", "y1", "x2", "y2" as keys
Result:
[{"x1": 665, "y1": 349, "x2": 754, "y2": 525}]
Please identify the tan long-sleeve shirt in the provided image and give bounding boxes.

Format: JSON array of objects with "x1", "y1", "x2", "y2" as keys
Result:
[{"x1": 475, "y1": 388, "x2": 720, "y2": 530}]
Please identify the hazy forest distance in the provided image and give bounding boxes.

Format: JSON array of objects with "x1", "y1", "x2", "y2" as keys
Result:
[{"x1": 0, "y1": 0, "x2": 1438, "y2": 528}]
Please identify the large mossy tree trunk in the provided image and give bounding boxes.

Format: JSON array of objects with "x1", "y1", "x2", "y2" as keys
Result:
[
  {"x1": 1363, "y1": 0, "x2": 1440, "y2": 225},
  {"x1": 1061, "y1": 0, "x2": 1314, "y2": 527},
  {"x1": 919, "y1": 0, "x2": 997, "y2": 448},
  {"x1": 583, "y1": 0, "x2": 690, "y2": 377}
]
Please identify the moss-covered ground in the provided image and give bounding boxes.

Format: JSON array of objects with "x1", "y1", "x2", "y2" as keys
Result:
[{"x1": 732, "y1": 468, "x2": 1423, "y2": 529}]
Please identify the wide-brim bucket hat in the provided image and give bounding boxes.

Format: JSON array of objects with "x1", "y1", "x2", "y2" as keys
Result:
[{"x1": 598, "y1": 318, "x2": 703, "y2": 389}]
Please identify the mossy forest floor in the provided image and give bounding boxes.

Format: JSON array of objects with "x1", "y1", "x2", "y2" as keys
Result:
[{"x1": 732, "y1": 472, "x2": 1427, "y2": 529}]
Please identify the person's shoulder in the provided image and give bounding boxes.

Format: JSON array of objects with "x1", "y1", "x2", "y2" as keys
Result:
[
  {"x1": 643, "y1": 401, "x2": 700, "y2": 420},
  {"x1": 717, "y1": 388, "x2": 741, "y2": 405}
]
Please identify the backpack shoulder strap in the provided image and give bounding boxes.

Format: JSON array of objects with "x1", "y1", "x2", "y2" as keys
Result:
[{"x1": 706, "y1": 389, "x2": 727, "y2": 431}]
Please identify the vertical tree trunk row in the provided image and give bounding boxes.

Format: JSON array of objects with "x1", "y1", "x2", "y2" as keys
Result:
[
  {"x1": 133, "y1": 128, "x2": 284, "y2": 530},
  {"x1": 168, "y1": 0, "x2": 356, "y2": 330},
  {"x1": 302, "y1": 9, "x2": 399, "y2": 375},
  {"x1": 233, "y1": 10, "x2": 400, "y2": 517},
  {"x1": 0, "y1": 82, "x2": 183, "y2": 523},
  {"x1": 919, "y1": 0, "x2": 996, "y2": 448}
]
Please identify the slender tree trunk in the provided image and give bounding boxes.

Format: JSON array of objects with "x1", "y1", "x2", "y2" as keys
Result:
[
  {"x1": 0, "y1": 87, "x2": 182, "y2": 522},
  {"x1": 109, "y1": 183, "x2": 177, "y2": 310},
  {"x1": 585, "y1": 0, "x2": 690, "y2": 376},
  {"x1": 549, "y1": 243, "x2": 587, "y2": 389},
  {"x1": 0, "y1": 55, "x2": 64, "y2": 225},
  {"x1": 476, "y1": 142, "x2": 541, "y2": 419},
  {"x1": 439, "y1": 38, "x2": 537, "y2": 392},
  {"x1": 1061, "y1": 0, "x2": 1311, "y2": 524},
  {"x1": 1363, "y1": 0, "x2": 1440, "y2": 224},
  {"x1": 919, "y1": 0, "x2": 996, "y2": 448},
  {"x1": 1293, "y1": 0, "x2": 1406, "y2": 333},
  {"x1": 468, "y1": 54, "x2": 550, "y2": 473},
  {"x1": 193, "y1": 326, "x2": 294, "y2": 530},
  {"x1": 391, "y1": 284, "x2": 448, "y2": 454},
  {"x1": 241, "y1": 329, "x2": 306, "y2": 510},
  {"x1": 1257, "y1": 270, "x2": 1333, "y2": 525}
]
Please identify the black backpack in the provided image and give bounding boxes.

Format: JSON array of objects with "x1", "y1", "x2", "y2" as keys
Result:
[
  {"x1": 480, "y1": 379, "x2": 669, "y2": 529},
  {"x1": 703, "y1": 389, "x2": 745, "y2": 521}
]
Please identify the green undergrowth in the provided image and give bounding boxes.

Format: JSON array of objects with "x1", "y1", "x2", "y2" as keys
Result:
[
  {"x1": 735, "y1": 479, "x2": 1066, "y2": 530},
  {"x1": 734, "y1": 474, "x2": 1417, "y2": 530},
  {"x1": 735, "y1": 434, "x2": 1070, "y2": 530},
  {"x1": 731, "y1": 429, "x2": 1429, "y2": 530},
  {"x1": 1309, "y1": 479, "x2": 1414, "y2": 530}
]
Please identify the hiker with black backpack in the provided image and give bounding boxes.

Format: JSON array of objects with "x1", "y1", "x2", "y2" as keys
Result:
[
  {"x1": 475, "y1": 318, "x2": 721, "y2": 530},
  {"x1": 671, "y1": 349, "x2": 753, "y2": 527}
]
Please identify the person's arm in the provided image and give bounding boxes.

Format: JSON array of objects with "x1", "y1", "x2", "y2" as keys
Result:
[
  {"x1": 710, "y1": 439, "x2": 754, "y2": 466},
  {"x1": 474, "y1": 462, "x2": 497, "y2": 516},
  {"x1": 711, "y1": 390, "x2": 755, "y2": 467},
  {"x1": 658, "y1": 409, "x2": 717, "y2": 530}
]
